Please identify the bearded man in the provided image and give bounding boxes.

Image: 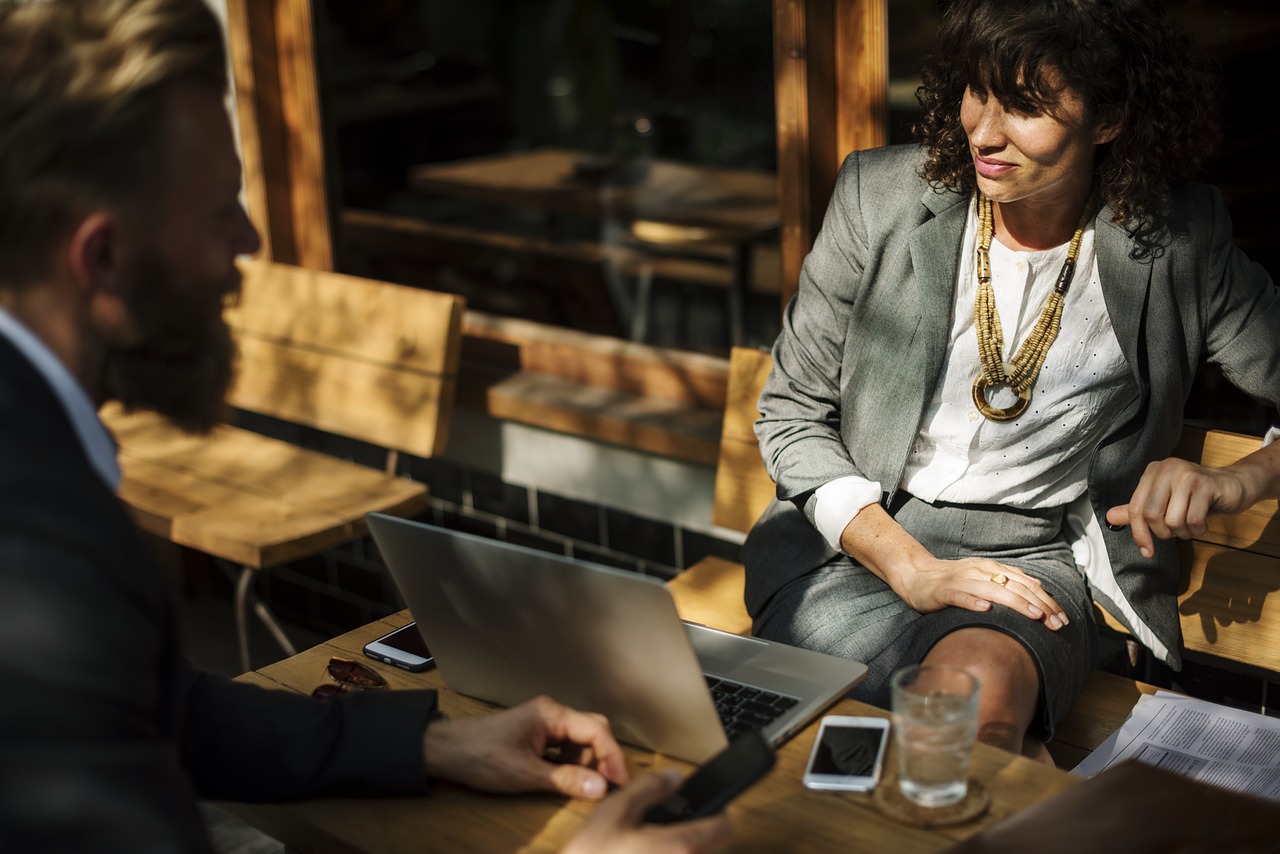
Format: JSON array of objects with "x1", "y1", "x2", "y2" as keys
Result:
[{"x1": 0, "y1": 2, "x2": 730, "y2": 852}]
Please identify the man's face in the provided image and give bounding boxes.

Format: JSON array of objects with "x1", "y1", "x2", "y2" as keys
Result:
[{"x1": 100, "y1": 85, "x2": 260, "y2": 433}]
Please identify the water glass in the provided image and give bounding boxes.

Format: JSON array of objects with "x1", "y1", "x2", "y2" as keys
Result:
[{"x1": 890, "y1": 663, "x2": 980, "y2": 808}]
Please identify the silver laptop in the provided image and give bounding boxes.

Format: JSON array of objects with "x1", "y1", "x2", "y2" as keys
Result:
[{"x1": 366, "y1": 512, "x2": 866, "y2": 763}]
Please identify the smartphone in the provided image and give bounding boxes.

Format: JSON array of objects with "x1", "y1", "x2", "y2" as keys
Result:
[
  {"x1": 362, "y1": 622, "x2": 434, "y2": 672},
  {"x1": 802, "y1": 715, "x2": 890, "y2": 792},
  {"x1": 643, "y1": 730, "x2": 775, "y2": 824}
]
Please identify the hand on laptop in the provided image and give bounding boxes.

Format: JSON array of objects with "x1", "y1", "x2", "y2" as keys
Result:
[
  {"x1": 563, "y1": 770, "x2": 733, "y2": 854},
  {"x1": 422, "y1": 695, "x2": 629, "y2": 799}
]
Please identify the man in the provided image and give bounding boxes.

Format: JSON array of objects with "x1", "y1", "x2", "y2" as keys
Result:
[{"x1": 0, "y1": 1, "x2": 731, "y2": 851}]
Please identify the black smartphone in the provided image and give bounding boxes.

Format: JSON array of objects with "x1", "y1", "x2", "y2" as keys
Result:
[
  {"x1": 362, "y1": 622, "x2": 434, "y2": 672},
  {"x1": 643, "y1": 730, "x2": 775, "y2": 825}
]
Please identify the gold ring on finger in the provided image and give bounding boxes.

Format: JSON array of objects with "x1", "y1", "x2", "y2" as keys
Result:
[{"x1": 990, "y1": 572, "x2": 1009, "y2": 587}]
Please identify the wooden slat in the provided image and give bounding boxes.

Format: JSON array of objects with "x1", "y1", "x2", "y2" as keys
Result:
[
  {"x1": 1174, "y1": 426, "x2": 1280, "y2": 557},
  {"x1": 232, "y1": 259, "x2": 464, "y2": 378},
  {"x1": 461, "y1": 311, "x2": 730, "y2": 408},
  {"x1": 103, "y1": 406, "x2": 430, "y2": 568},
  {"x1": 475, "y1": 370, "x2": 721, "y2": 467},
  {"x1": 711, "y1": 439, "x2": 777, "y2": 534},
  {"x1": 227, "y1": 260, "x2": 464, "y2": 459},
  {"x1": 711, "y1": 347, "x2": 776, "y2": 532},
  {"x1": 1178, "y1": 540, "x2": 1280, "y2": 671},
  {"x1": 230, "y1": 336, "x2": 453, "y2": 461},
  {"x1": 667, "y1": 556, "x2": 754, "y2": 635}
]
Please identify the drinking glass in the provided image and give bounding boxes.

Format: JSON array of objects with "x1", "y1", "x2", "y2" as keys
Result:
[{"x1": 890, "y1": 663, "x2": 980, "y2": 808}]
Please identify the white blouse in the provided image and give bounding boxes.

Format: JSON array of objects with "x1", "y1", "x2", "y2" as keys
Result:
[{"x1": 813, "y1": 196, "x2": 1137, "y2": 551}]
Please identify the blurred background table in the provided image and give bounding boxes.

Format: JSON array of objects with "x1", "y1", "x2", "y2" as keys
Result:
[{"x1": 407, "y1": 148, "x2": 780, "y2": 345}]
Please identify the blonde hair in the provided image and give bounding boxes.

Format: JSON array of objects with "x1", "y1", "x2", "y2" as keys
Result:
[{"x1": 0, "y1": 0, "x2": 228, "y2": 286}]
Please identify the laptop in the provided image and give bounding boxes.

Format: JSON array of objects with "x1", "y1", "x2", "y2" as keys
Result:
[{"x1": 366, "y1": 512, "x2": 867, "y2": 763}]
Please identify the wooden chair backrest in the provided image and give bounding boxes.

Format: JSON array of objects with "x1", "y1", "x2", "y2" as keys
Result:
[
  {"x1": 710, "y1": 347, "x2": 776, "y2": 532},
  {"x1": 227, "y1": 259, "x2": 464, "y2": 460},
  {"x1": 710, "y1": 347, "x2": 1280, "y2": 674}
]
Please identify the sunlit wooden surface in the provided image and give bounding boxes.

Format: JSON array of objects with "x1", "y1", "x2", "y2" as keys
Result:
[{"x1": 223, "y1": 612, "x2": 1080, "y2": 853}]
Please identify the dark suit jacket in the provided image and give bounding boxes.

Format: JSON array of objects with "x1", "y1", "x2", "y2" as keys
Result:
[
  {"x1": 748, "y1": 145, "x2": 1280, "y2": 668},
  {"x1": 0, "y1": 335, "x2": 437, "y2": 852}
]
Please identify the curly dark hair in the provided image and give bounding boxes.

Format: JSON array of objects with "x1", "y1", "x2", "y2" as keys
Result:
[{"x1": 915, "y1": 0, "x2": 1223, "y2": 254}]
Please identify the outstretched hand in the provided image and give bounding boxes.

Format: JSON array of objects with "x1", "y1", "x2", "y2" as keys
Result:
[
  {"x1": 562, "y1": 770, "x2": 733, "y2": 854},
  {"x1": 422, "y1": 695, "x2": 629, "y2": 799},
  {"x1": 1106, "y1": 456, "x2": 1264, "y2": 558}
]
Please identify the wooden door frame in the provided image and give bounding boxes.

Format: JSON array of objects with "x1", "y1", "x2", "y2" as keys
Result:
[
  {"x1": 773, "y1": 0, "x2": 887, "y2": 308},
  {"x1": 226, "y1": 0, "x2": 334, "y2": 270}
]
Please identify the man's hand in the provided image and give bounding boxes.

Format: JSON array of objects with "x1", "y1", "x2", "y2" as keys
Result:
[
  {"x1": 422, "y1": 695, "x2": 629, "y2": 799},
  {"x1": 562, "y1": 770, "x2": 733, "y2": 854},
  {"x1": 1106, "y1": 452, "x2": 1280, "y2": 558}
]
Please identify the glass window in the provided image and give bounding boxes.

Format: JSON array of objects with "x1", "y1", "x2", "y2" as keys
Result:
[{"x1": 318, "y1": 0, "x2": 781, "y2": 355}]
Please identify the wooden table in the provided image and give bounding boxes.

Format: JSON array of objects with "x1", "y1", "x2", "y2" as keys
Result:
[
  {"x1": 407, "y1": 148, "x2": 781, "y2": 345},
  {"x1": 223, "y1": 610, "x2": 1082, "y2": 853}
]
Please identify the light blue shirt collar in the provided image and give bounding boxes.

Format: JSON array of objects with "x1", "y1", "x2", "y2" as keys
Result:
[{"x1": 0, "y1": 307, "x2": 121, "y2": 491}]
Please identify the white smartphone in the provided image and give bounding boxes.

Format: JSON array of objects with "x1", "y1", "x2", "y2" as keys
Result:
[
  {"x1": 362, "y1": 621, "x2": 434, "y2": 672},
  {"x1": 802, "y1": 715, "x2": 890, "y2": 791}
]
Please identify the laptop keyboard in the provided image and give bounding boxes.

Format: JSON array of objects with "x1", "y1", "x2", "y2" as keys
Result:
[{"x1": 705, "y1": 675, "x2": 799, "y2": 740}]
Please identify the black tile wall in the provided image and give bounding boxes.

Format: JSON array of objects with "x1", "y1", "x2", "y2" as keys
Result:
[
  {"x1": 605, "y1": 507, "x2": 677, "y2": 568},
  {"x1": 1172, "y1": 658, "x2": 1269, "y2": 713},
  {"x1": 438, "y1": 507, "x2": 500, "y2": 540},
  {"x1": 537, "y1": 492, "x2": 603, "y2": 544},
  {"x1": 572, "y1": 543, "x2": 641, "y2": 573},
  {"x1": 681, "y1": 528, "x2": 743, "y2": 567},
  {"x1": 470, "y1": 469, "x2": 531, "y2": 524},
  {"x1": 317, "y1": 595, "x2": 369, "y2": 636},
  {"x1": 288, "y1": 554, "x2": 333, "y2": 586},
  {"x1": 335, "y1": 562, "x2": 391, "y2": 603},
  {"x1": 504, "y1": 526, "x2": 570, "y2": 555},
  {"x1": 259, "y1": 572, "x2": 316, "y2": 627},
  {"x1": 404, "y1": 457, "x2": 465, "y2": 505}
]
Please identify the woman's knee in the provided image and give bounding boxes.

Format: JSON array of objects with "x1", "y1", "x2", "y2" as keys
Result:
[{"x1": 924, "y1": 628, "x2": 1041, "y2": 740}]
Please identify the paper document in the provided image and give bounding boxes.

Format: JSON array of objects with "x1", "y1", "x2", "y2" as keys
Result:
[{"x1": 1072, "y1": 691, "x2": 1280, "y2": 802}]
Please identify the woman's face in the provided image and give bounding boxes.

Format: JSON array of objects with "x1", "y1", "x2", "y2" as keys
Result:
[{"x1": 960, "y1": 81, "x2": 1118, "y2": 211}]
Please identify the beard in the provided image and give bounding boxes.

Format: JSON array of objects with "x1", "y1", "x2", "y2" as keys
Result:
[{"x1": 99, "y1": 251, "x2": 239, "y2": 434}]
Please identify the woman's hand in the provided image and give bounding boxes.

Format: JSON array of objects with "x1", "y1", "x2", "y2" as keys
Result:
[
  {"x1": 840, "y1": 504, "x2": 1068, "y2": 630},
  {"x1": 897, "y1": 556, "x2": 1067, "y2": 630},
  {"x1": 1106, "y1": 450, "x2": 1280, "y2": 558}
]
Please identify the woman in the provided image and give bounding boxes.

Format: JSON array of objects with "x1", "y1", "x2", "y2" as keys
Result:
[{"x1": 745, "y1": 0, "x2": 1280, "y2": 763}]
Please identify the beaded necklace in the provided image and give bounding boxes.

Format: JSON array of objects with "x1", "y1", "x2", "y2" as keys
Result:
[{"x1": 971, "y1": 189, "x2": 1096, "y2": 422}]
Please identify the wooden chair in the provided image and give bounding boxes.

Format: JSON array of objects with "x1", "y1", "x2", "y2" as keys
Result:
[
  {"x1": 100, "y1": 259, "x2": 464, "y2": 671},
  {"x1": 667, "y1": 345, "x2": 1280, "y2": 769}
]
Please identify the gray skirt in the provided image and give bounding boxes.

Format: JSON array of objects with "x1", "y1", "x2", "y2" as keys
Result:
[{"x1": 751, "y1": 493, "x2": 1098, "y2": 741}]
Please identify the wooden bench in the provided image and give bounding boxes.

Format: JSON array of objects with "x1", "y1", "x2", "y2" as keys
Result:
[
  {"x1": 666, "y1": 346, "x2": 1280, "y2": 769},
  {"x1": 100, "y1": 259, "x2": 465, "y2": 672}
]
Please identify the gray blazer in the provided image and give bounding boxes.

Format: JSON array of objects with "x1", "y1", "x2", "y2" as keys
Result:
[{"x1": 747, "y1": 144, "x2": 1280, "y2": 669}]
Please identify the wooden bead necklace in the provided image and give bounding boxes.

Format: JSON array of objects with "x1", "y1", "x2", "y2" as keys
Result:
[{"x1": 971, "y1": 189, "x2": 1096, "y2": 422}]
